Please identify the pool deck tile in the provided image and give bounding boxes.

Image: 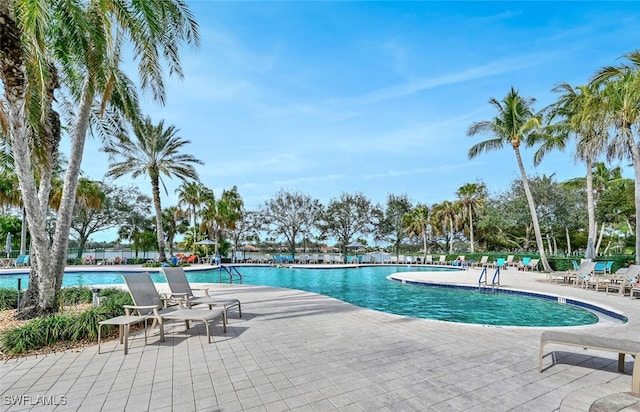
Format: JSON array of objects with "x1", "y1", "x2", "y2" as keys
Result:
[{"x1": 1, "y1": 264, "x2": 640, "y2": 411}]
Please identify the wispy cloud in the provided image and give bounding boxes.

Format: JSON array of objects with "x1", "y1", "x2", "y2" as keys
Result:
[{"x1": 333, "y1": 54, "x2": 551, "y2": 107}]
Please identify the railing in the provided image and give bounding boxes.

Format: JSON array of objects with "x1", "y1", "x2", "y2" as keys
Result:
[
  {"x1": 478, "y1": 267, "x2": 487, "y2": 288},
  {"x1": 218, "y1": 265, "x2": 243, "y2": 284},
  {"x1": 478, "y1": 267, "x2": 500, "y2": 290}
]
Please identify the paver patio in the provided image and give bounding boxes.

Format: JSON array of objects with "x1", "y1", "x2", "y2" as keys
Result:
[{"x1": 1, "y1": 266, "x2": 639, "y2": 411}]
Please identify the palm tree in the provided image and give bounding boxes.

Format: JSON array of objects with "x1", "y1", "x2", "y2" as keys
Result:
[
  {"x1": 432, "y1": 200, "x2": 459, "y2": 254},
  {"x1": 1, "y1": 0, "x2": 199, "y2": 318},
  {"x1": 456, "y1": 182, "x2": 486, "y2": 252},
  {"x1": 105, "y1": 117, "x2": 203, "y2": 262},
  {"x1": 543, "y1": 83, "x2": 607, "y2": 259},
  {"x1": 591, "y1": 50, "x2": 640, "y2": 262},
  {"x1": 176, "y1": 181, "x2": 209, "y2": 250},
  {"x1": 402, "y1": 204, "x2": 430, "y2": 260},
  {"x1": 200, "y1": 186, "x2": 244, "y2": 256},
  {"x1": 468, "y1": 87, "x2": 552, "y2": 272}
]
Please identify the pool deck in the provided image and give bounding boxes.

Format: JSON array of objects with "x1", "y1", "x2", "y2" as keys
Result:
[{"x1": 1, "y1": 264, "x2": 640, "y2": 411}]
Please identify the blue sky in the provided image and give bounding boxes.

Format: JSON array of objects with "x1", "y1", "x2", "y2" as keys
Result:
[{"x1": 74, "y1": 1, "x2": 640, "y2": 241}]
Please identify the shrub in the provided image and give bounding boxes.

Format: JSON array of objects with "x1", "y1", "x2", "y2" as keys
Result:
[
  {"x1": 0, "y1": 314, "x2": 72, "y2": 354},
  {"x1": 0, "y1": 288, "x2": 24, "y2": 310},
  {"x1": 59, "y1": 286, "x2": 92, "y2": 306},
  {"x1": 66, "y1": 307, "x2": 111, "y2": 341},
  {"x1": 0, "y1": 288, "x2": 134, "y2": 355}
]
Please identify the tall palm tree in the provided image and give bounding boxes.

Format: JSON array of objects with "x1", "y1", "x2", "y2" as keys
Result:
[
  {"x1": 543, "y1": 83, "x2": 607, "y2": 259},
  {"x1": 468, "y1": 87, "x2": 552, "y2": 272},
  {"x1": 1, "y1": 0, "x2": 199, "y2": 317},
  {"x1": 591, "y1": 51, "x2": 640, "y2": 261},
  {"x1": 176, "y1": 181, "x2": 209, "y2": 250},
  {"x1": 105, "y1": 117, "x2": 203, "y2": 262},
  {"x1": 455, "y1": 182, "x2": 486, "y2": 252},
  {"x1": 402, "y1": 204, "x2": 430, "y2": 259}
]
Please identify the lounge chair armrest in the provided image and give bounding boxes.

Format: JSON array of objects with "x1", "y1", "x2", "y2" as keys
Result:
[
  {"x1": 191, "y1": 287, "x2": 210, "y2": 297},
  {"x1": 123, "y1": 304, "x2": 161, "y2": 316},
  {"x1": 160, "y1": 292, "x2": 187, "y2": 308}
]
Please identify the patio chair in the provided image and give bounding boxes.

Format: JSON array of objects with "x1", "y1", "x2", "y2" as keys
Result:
[
  {"x1": 606, "y1": 266, "x2": 640, "y2": 295},
  {"x1": 517, "y1": 257, "x2": 531, "y2": 271},
  {"x1": 525, "y1": 258, "x2": 540, "y2": 271},
  {"x1": 122, "y1": 272, "x2": 226, "y2": 343},
  {"x1": 14, "y1": 254, "x2": 30, "y2": 267},
  {"x1": 505, "y1": 255, "x2": 517, "y2": 268},
  {"x1": 161, "y1": 267, "x2": 241, "y2": 322},
  {"x1": 490, "y1": 257, "x2": 506, "y2": 270},
  {"x1": 424, "y1": 255, "x2": 433, "y2": 265},
  {"x1": 474, "y1": 256, "x2": 489, "y2": 268}
]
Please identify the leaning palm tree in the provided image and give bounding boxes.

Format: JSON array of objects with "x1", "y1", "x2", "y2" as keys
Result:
[
  {"x1": 455, "y1": 182, "x2": 486, "y2": 253},
  {"x1": 105, "y1": 117, "x2": 203, "y2": 262},
  {"x1": 590, "y1": 50, "x2": 640, "y2": 262},
  {"x1": 468, "y1": 87, "x2": 552, "y2": 272}
]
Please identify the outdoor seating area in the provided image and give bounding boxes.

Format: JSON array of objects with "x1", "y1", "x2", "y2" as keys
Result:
[
  {"x1": 3, "y1": 265, "x2": 640, "y2": 411},
  {"x1": 120, "y1": 272, "x2": 227, "y2": 345}
]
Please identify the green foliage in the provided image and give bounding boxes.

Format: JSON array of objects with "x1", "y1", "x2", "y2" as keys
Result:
[
  {"x1": 0, "y1": 288, "x2": 132, "y2": 355},
  {"x1": 59, "y1": 287, "x2": 93, "y2": 305},
  {"x1": 0, "y1": 288, "x2": 25, "y2": 310},
  {"x1": 0, "y1": 315, "x2": 72, "y2": 354},
  {"x1": 66, "y1": 307, "x2": 109, "y2": 341}
]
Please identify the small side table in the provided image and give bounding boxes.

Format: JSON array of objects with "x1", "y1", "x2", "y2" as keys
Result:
[{"x1": 98, "y1": 316, "x2": 148, "y2": 355}]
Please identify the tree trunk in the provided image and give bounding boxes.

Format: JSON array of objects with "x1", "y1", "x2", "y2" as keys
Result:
[
  {"x1": 585, "y1": 158, "x2": 596, "y2": 259},
  {"x1": 422, "y1": 224, "x2": 427, "y2": 260},
  {"x1": 150, "y1": 173, "x2": 166, "y2": 262},
  {"x1": 468, "y1": 205, "x2": 475, "y2": 252},
  {"x1": 565, "y1": 227, "x2": 572, "y2": 255},
  {"x1": 448, "y1": 219, "x2": 454, "y2": 254},
  {"x1": 627, "y1": 130, "x2": 640, "y2": 263},
  {"x1": 514, "y1": 147, "x2": 552, "y2": 272},
  {"x1": 595, "y1": 222, "x2": 606, "y2": 256}
]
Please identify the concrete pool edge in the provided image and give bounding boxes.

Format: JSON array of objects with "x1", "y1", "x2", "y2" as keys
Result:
[{"x1": 388, "y1": 271, "x2": 630, "y2": 326}]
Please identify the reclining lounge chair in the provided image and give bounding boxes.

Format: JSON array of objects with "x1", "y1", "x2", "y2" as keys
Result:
[
  {"x1": 122, "y1": 272, "x2": 226, "y2": 343},
  {"x1": 161, "y1": 267, "x2": 242, "y2": 324}
]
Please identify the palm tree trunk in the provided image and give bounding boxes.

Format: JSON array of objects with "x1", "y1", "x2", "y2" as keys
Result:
[
  {"x1": 627, "y1": 132, "x2": 640, "y2": 263},
  {"x1": 565, "y1": 227, "x2": 572, "y2": 255},
  {"x1": 585, "y1": 158, "x2": 596, "y2": 259},
  {"x1": 595, "y1": 222, "x2": 606, "y2": 256},
  {"x1": 422, "y1": 224, "x2": 427, "y2": 260},
  {"x1": 468, "y1": 205, "x2": 475, "y2": 253},
  {"x1": 150, "y1": 173, "x2": 166, "y2": 262},
  {"x1": 514, "y1": 147, "x2": 552, "y2": 272}
]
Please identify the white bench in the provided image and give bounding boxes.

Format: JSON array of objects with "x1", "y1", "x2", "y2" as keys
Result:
[{"x1": 539, "y1": 330, "x2": 640, "y2": 394}]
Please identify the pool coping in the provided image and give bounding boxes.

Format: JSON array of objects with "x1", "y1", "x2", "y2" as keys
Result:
[{"x1": 387, "y1": 273, "x2": 628, "y2": 324}]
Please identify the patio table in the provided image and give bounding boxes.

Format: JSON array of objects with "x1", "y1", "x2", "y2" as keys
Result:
[{"x1": 98, "y1": 315, "x2": 148, "y2": 355}]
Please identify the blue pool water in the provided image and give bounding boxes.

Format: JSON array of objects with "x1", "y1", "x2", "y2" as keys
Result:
[{"x1": 1, "y1": 265, "x2": 602, "y2": 326}]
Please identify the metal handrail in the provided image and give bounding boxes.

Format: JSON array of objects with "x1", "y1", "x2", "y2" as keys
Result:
[
  {"x1": 478, "y1": 267, "x2": 487, "y2": 287},
  {"x1": 219, "y1": 265, "x2": 243, "y2": 284},
  {"x1": 491, "y1": 268, "x2": 500, "y2": 286}
]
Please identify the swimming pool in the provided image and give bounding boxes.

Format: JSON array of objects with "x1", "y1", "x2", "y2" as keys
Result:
[{"x1": 1, "y1": 265, "x2": 608, "y2": 327}]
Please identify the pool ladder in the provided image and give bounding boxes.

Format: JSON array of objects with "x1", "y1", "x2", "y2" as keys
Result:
[
  {"x1": 478, "y1": 267, "x2": 500, "y2": 291},
  {"x1": 218, "y1": 265, "x2": 243, "y2": 284}
]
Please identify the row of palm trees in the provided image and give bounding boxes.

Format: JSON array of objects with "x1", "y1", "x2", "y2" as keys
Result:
[
  {"x1": 2, "y1": 0, "x2": 639, "y2": 320},
  {"x1": 467, "y1": 51, "x2": 640, "y2": 272}
]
